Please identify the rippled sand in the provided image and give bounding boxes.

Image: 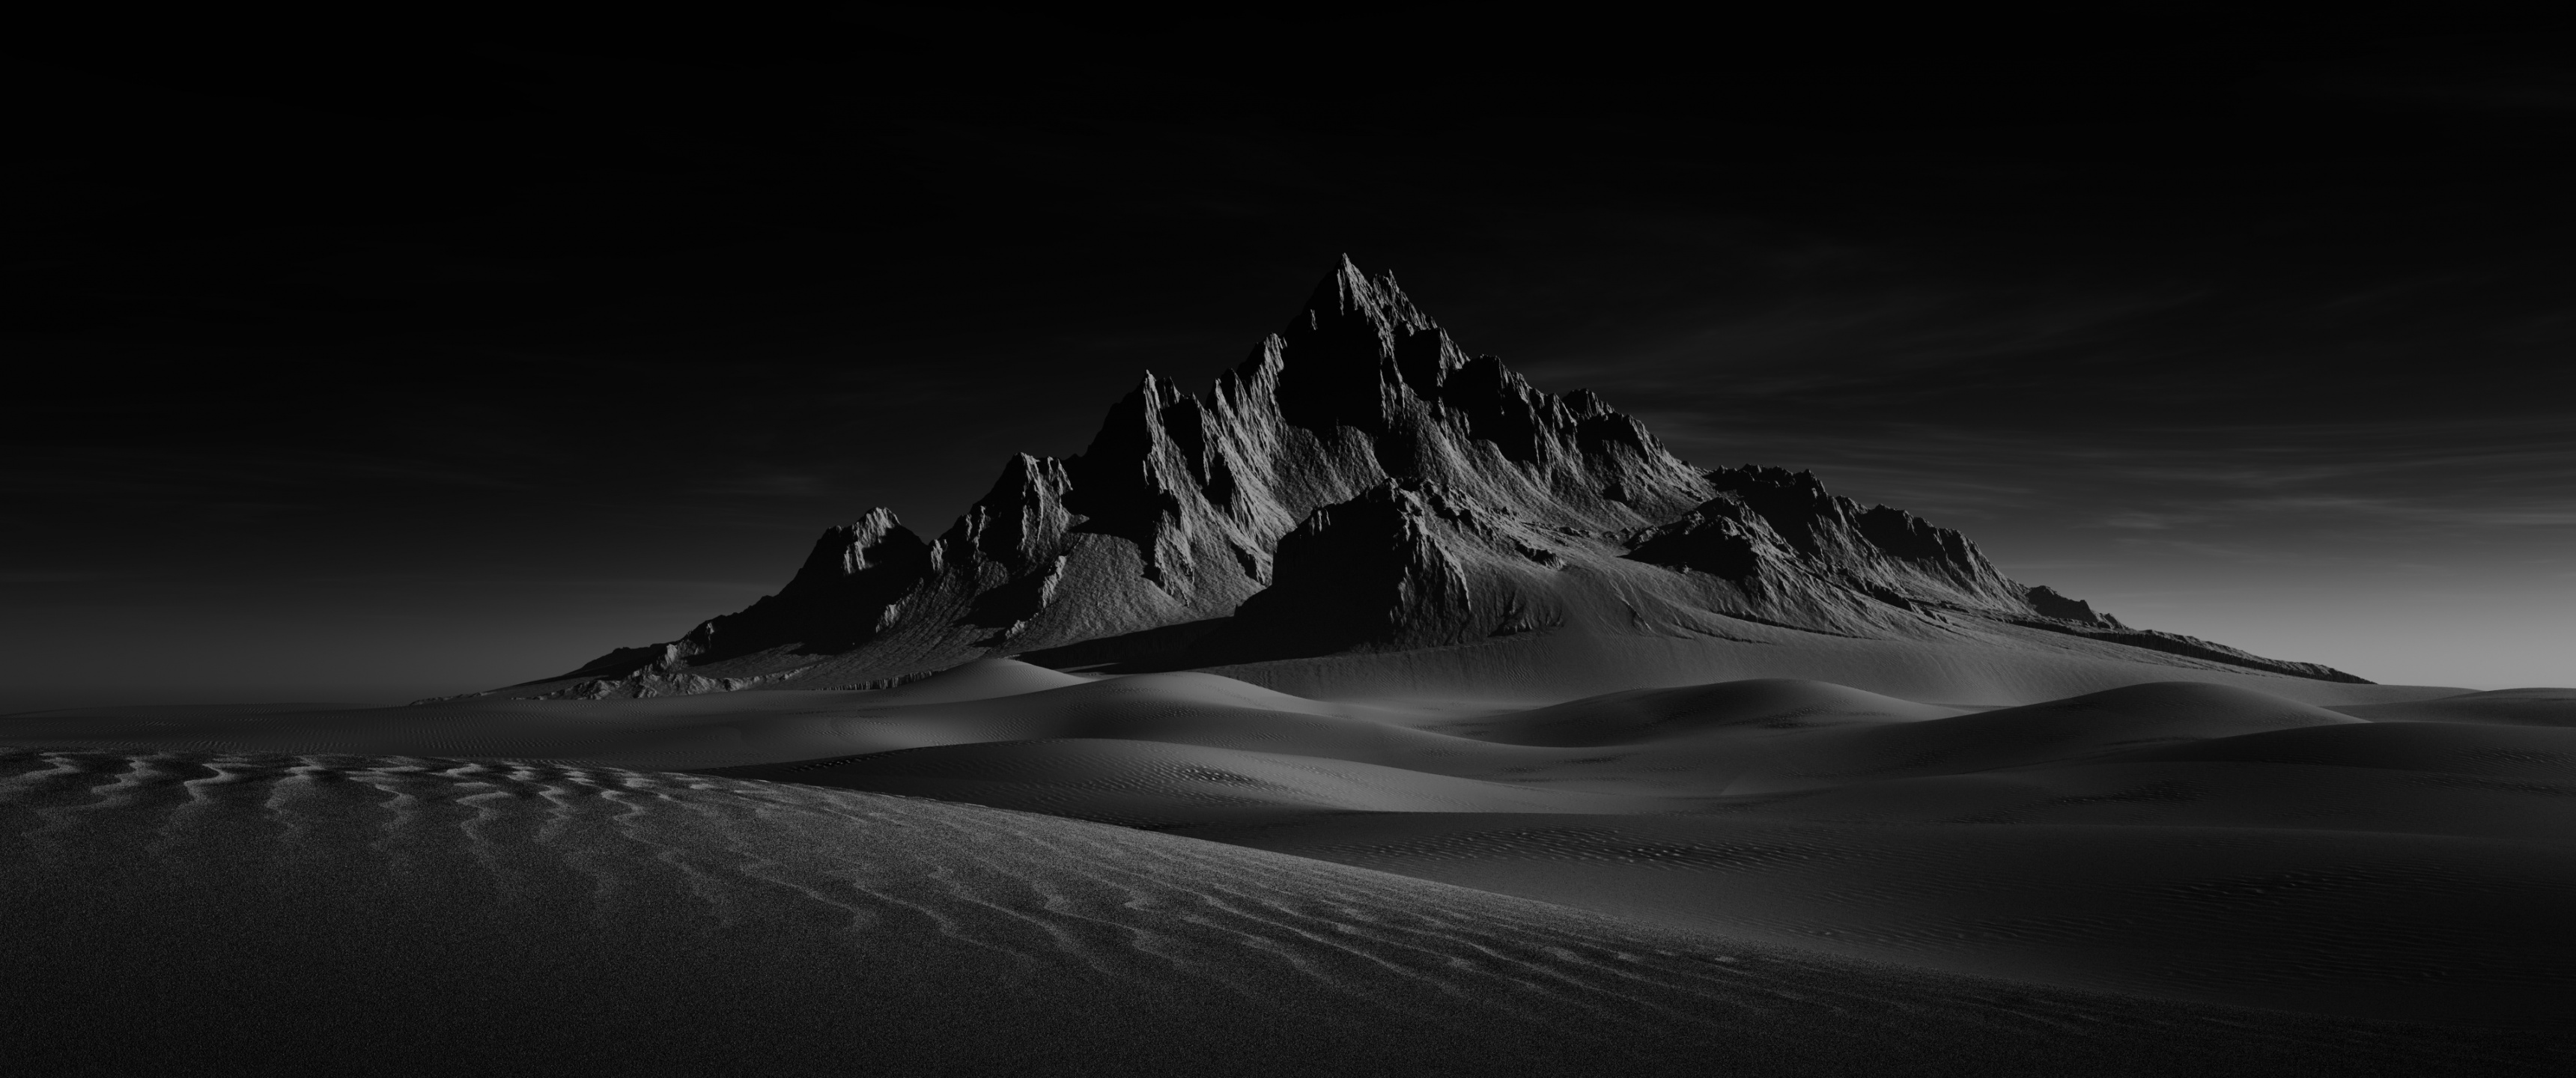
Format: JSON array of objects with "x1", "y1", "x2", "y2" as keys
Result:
[
  {"x1": 10, "y1": 670, "x2": 2576, "y2": 1073},
  {"x1": 7, "y1": 746, "x2": 2561, "y2": 1076}
]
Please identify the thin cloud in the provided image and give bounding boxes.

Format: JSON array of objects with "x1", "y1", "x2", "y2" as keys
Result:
[
  {"x1": 2097, "y1": 511, "x2": 2208, "y2": 531},
  {"x1": 2098, "y1": 495, "x2": 2576, "y2": 532}
]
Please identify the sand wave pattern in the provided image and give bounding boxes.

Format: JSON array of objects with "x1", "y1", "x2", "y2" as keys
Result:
[
  {"x1": 1194, "y1": 812, "x2": 2576, "y2": 1026},
  {"x1": 4, "y1": 747, "x2": 2563, "y2": 1076}
]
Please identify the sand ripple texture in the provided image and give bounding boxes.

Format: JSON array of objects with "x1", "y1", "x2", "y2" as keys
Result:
[
  {"x1": 3, "y1": 749, "x2": 2559, "y2": 1077},
  {"x1": 1181, "y1": 812, "x2": 2576, "y2": 1028}
]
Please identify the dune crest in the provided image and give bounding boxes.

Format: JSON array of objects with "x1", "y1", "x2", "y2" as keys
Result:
[{"x1": 2331, "y1": 686, "x2": 2576, "y2": 727}]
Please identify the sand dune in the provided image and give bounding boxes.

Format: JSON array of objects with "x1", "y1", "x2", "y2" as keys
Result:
[
  {"x1": 1409, "y1": 680, "x2": 2378, "y2": 798},
  {"x1": 1209, "y1": 628, "x2": 2467, "y2": 710},
  {"x1": 1696, "y1": 681, "x2": 2366, "y2": 795},
  {"x1": 0, "y1": 658, "x2": 2455, "y2": 771},
  {"x1": 2330, "y1": 686, "x2": 2576, "y2": 727},
  {"x1": 0, "y1": 689, "x2": 875, "y2": 761},
  {"x1": 860, "y1": 655, "x2": 1102, "y2": 704},
  {"x1": 0, "y1": 666, "x2": 1522, "y2": 773},
  {"x1": 1450, "y1": 677, "x2": 1964, "y2": 746},
  {"x1": 1736, "y1": 761, "x2": 2576, "y2": 842},
  {"x1": 0, "y1": 669, "x2": 2528, "y2": 806},
  {"x1": 0, "y1": 660, "x2": 1098, "y2": 767},
  {"x1": 1175, "y1": 811, "x2": 2576, "y2": 1028},
  {"x1": 18, "y1": 747, "x2": 2564, "y2": 1076},
  {"x1": 731, "y1": 737, "x2": 1666, "y2": 827},
  {"x1": 13, "y1": 663, "x2": 2575, "y2": 1063},
  {"x1": 2110, "y1": 719, "x2": 2576, "y2": 781}
]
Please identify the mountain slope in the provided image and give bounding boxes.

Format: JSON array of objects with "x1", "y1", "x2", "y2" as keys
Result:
[{"x1": 490, "y1": 258, "x2": 2358, "y2": 700}]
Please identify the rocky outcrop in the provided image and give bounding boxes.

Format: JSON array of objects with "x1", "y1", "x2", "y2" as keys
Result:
[
  {"x1": 479, "y1": 257, "x2": 2365, "y2": 699},
  {"x1": 1188, "y1": 478, "x2": 1573, "y2": 662},
  {"x1": 2025, "y1": 585, "x2": 2124, "y2": 629}
]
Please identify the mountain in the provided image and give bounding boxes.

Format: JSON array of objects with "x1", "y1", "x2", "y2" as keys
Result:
[{"x1": 486, "y1": 258, "x2": 2361, "y2": 701}]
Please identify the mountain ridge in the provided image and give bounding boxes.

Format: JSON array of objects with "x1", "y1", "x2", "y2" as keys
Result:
[{"x1": 472, "y1": 257, "x2": 2361, "y2": 701}]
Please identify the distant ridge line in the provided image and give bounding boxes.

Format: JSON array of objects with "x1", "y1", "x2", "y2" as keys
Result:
[{"x1": 479, "y1": 257, "x2": 2363, "y2": 700}]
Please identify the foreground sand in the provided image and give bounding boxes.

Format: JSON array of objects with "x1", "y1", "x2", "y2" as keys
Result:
[
  {"x1": 1176, "y1": 813, "x2": 2576, "y2": 1026},
  {"x1": 9, "y1": 663, "x2": 2575, "y2": 1073},
  {"x1": 4, "y1": 747, "x2": 2566, "y2": 1077}
]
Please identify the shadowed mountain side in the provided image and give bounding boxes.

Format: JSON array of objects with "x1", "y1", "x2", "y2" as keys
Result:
[
  {"x1": 505, "y1": 259, "x2": 1723, "y2": 698},
  {"x1": 487, "y1": 258, "x2": 2363, "y2": 702},
  {"x1": 1161, "y1": 476, "x2": 2109, "y2": 668},
  {"x1": 2330, "y1": 688, "x2": 2576, "y2": 727},
  {"x1": 1173, "y1": 812, "x2": 2576, "y2": 1029},
  {"x1": 10, "y1": 749, "x2": 2558, "y2": 1077},
  {"x1": 719, "y1": 738, "x2": 1670, "y2": 829}
]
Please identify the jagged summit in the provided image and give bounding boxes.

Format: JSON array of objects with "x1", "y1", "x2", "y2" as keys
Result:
[{"x1": 493, "y1": 258, "x2": 2363, "y2": 701}]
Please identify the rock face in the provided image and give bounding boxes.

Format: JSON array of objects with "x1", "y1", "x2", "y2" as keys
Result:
[{"x1": 506, "y1": 258, "x2": 2363, "y2": 699}]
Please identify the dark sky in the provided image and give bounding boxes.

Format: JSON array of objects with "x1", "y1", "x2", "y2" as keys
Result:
[{"x1": 8, "y1": 13, "x2": 2573, "y2": 709}]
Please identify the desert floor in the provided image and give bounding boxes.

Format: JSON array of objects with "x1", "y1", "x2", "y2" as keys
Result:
[{"x1": 8, "y1": 660, "x2": 2573, "y2": 1075}]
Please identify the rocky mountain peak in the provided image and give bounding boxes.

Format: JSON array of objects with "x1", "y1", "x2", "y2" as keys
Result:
[
  {"x1": 1264, "y1": 256, "x2": 1470, "y2": 436},
  {"x1": 1302, "y1": 255, "x2": 1440, "y2": 339},
  {"x1": 795, "y1": 508, "x2": 922, "y2": 582},
  {"x1": 493, "y1": 258, "x2": 2366, "y2": 699}
]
